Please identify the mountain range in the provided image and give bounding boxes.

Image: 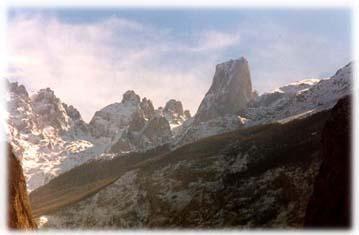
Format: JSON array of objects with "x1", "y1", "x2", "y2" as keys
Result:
[{"x1": 6, "y1": 57, "x2": 352, "y2": 228}]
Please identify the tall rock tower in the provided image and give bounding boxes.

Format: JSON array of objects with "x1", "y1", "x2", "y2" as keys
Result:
[{"x1": 194, "y1": 57, "x2": 252, "y2": 123}]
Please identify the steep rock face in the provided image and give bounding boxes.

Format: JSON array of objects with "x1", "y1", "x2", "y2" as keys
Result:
[
  {"x1": 62, "y1": 103, "x2": 89, "y2": 136},
  {"x1": 305, "y1": 96, "x2": 351, "y2": 228},
  {"x1": 195, "y1": 57, "x2": 252, "y2": 123},
  {"x1": 175, "y1": 58, "x2": 252, "y2": 146},
  {"x1": 8, "y1": 144, "x2": 37, "y2": 230}
]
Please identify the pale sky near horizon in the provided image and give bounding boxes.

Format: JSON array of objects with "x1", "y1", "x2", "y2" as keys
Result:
[{"x1": 5, "y1": 8, "x2": 352, "y2": 122}]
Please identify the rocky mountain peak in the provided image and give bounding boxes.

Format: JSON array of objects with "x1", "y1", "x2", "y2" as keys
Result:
[
  {"x1": 184, "y1": 110, "x2": 191, "y2": 119},
  {"x1": 121, "y1": 90, "x2": 141, "y2": 105},
  {"x1": 32, "y1": 88, "x2": 57, "y2": 102},
  {"x1": 140, "y1": 98, "x2": 155, "y2": 119},
  {"x1": 164, "y1": 99, "x2": 184, "y2": 116},
  {"x1": 7, "y1": 81, "x2": 29, "y2": 98},
  {"x1": 128, "y1": 111, "x2": 146, "y2": 132},
  {"x1": 140, "y1": 115, "x2": 172, "y2": 146},
  {"x1": 160, "y1": 99, "x2": 191, "y2": 129},
  {"x1": 88, "y1": 91, "x2": 157, "y2": 138},
  {"x1": 7, "y1": 81, "x2": 39, "y2": 136},
  {"x1": 215, "y1": 57, "x2": 248, "y2": 73},
  {"x1": 194, "y1": 57, "x2": 252, "y2": 123},
  {"x1": 30, "y1": 88, "x2": 71, "y2": 130},
  {"x1": 62, "y1": 103, "x2": 82, "y2": 121}
]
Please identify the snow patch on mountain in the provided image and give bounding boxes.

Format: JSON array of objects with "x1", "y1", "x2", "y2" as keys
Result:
[
  {"x1": 244, "y1": 62, "x2": 352, "y2": 125},
  {"x1": 6, "y1": 82, "x2": 107, "y2": 191},
  {"x1": 274, "y1": 78, "x2": 321, "y2": 94}
]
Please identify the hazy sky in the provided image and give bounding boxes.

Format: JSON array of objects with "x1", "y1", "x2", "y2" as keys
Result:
[{"x1": 6, "y1": 8, "x2": 351, "y2": 121}]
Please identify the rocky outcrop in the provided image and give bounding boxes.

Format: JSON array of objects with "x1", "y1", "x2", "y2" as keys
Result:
[
  {"x1": 8, "y1": 144, "x2": 37, "y2": 230},
  {"x1": 62, "y1": 103, "x2": 81, "y2": 121},
  {"x1": 122, "y1": 90, "x2": 141, "y2": 105},
  {"x1": 195, "y1": 57, "x2": 252, "y2": 123},
  {"x1": 304, "y1": 96, "x2": 351, "y2": 228},
  {"x1": 162, "y1": 99, "x2": 190, "y2": 128},
  {"x1": 91, "y1": 90, "x2": 192, "y2": 153},
  {"x1": 31, "y1": 88, "x2": 72, "y2": 131},
  {"x1": 128, "y1": 111, "x2": 146, "y2": 132},
  {"x1": 62, "y1": 103, "x2": 89, "y2": 135},
  {"x1": 140, "y1": 98, "x2": 155, "y2": 120},
  {"x1": 139, "y1": 115, "x2": 172, "y2": 148},
  {"x1": 110, "y1": 114, "x2": 172, "y2": 153},
  {"x1": 90, "y1": 90, "x2": 179, "y2": 153},
  {"x1": 7, "y1": 81, "x2": 39, "y2": 136},
  {"x1": 184, "y1": 110, "x2": 191, "y2": 119},
  {"x1": 164, "y1": 99, "x2": 184, "y2": 116},
  {"x1": 89, "y1": 90, "x2": 142, "y2": 138}
]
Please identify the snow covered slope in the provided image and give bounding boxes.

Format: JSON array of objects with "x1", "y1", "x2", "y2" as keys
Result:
[
  {"x1": 6, "y1": 82, "x2": 107, "y2": 192},
  {"x1": 244, "y1": 62, "x2": 352, "y2": 125},
  {"x1": 6, "y1": 83, "x2": 191, "y2": 191}
]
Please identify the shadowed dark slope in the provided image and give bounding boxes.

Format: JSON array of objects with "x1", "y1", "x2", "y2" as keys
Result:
[{"x1": 305, "y1": 96, "x2": 351, "y2": 228}]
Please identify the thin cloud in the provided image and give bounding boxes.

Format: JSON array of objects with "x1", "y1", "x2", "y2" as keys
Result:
[
  {"x1": 186, "y1": 30, "x2": 241, "y2": 52},
  {"x1": 6, "y1": 14, "x2": 233, "y2": 122},
  {"x1": 5, "y1": 12, "x2": 350, "y2": 122}
]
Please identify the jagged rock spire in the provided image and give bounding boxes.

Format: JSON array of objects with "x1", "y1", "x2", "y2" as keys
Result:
[{"x1": 194, "y1": 57, "x2": 252, "y2": 122}]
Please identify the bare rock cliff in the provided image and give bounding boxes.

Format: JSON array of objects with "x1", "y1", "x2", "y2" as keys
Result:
[{"x1": 8, "y1": 144, "x2": 37, "y2": 230}]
